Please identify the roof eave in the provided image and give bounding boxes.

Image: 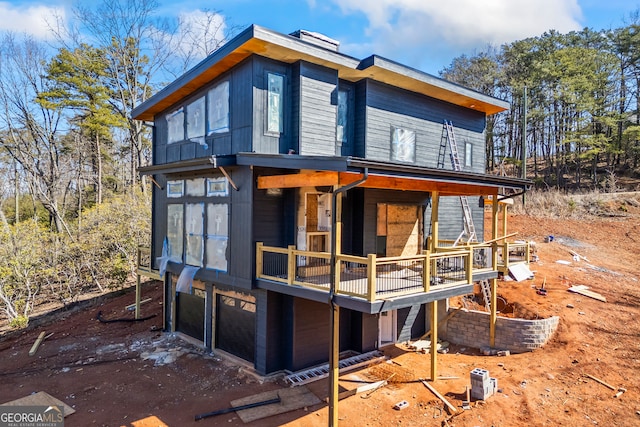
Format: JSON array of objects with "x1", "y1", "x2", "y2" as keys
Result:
[{"x1": 132, "y1": 25, "x2": 509, "y2": 121}]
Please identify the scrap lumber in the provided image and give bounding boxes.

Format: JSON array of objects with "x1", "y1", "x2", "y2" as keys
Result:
[
  {"x1": 421, "y1": 380, "x2": 457, "y2": 414},
  {"x1": 585, "y1": 374, "x2": 616, "y2": 391},
  {"x1": 29, "y1": 331, "x2": 46, "y2": 356},
  {"x1": 231, "y1": 387, "x2": 320, "y2": 423},
  {"x1": 195, "y1": 396, "x2": 281, "y2": 421},
  {"x1": 2, "y1": 391, "x2": 75, "y2": 416},
  {"x1": 568, "y1": 286, "x2": 607, "y2": 302},
  {"x1": 330, "y1": 378, "x2": 391, "y2": 402},
  {"x1": 125, "y1": 298, "x2": 152, "y2": 310}
]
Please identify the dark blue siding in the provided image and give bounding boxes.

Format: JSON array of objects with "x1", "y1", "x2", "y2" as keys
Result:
[{"x1": 298, "y1": 61, "x2": 338, "y2": 156}]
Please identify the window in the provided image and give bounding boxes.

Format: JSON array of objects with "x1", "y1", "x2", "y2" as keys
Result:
[
  {"x1": 391, "y1": 126, "x2": 416, "y2": 163},
  {"x1": 267, "y1": 73, "x2": 284, "y2": 133},
  {"x1": 208, "y1": 81, "x2": 230, "y2": 134},
  {"x1": 166, "y1": 108, "x2": 185, "y2": 144},
  {"x1": 336, "y1": 90, "x2": 348, "y2": 145},
  {"x1": 205, "y1": 203, "x2": 228, "y2": 271},
  {"x1": 207, "y1": 177, "x2": 228, "y2": 197},
  {"x1": 465, "y1": 142, "x2": 473, "y2": 167},
  {"x1": 167, "y1": 204, "x2": 184, "y2": 262},
  {"x1": 185, "y1": 203, "x2": 204, "y2": 267},
  {"x1": 186, "y1": 96, "x2": 205, "y2": 143},
  {"x1": 167, "y1": 180, "x2": 184, "y2": 198},
  {"x1": 186, "y1": 178, "x2": 205, "y2": 197}
]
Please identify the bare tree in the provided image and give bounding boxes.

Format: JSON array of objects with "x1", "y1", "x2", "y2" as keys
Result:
[{"x1": 0, "y1": 34, "x2": 72, "y2": 235}]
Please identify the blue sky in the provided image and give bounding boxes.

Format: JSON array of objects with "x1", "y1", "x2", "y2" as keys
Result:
[{"x1": 2, "y1": 0, "x2": 640, "y2": 75}]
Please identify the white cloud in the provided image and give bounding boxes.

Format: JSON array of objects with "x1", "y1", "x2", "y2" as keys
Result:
[
  {"x1": 331, "y1": 0, "x2": 583, "y2": 71},
  {"x1": 0, "y1": 2, "x2": 65, "y2": 39}
]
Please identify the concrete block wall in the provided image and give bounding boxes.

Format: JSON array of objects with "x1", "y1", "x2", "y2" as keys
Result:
[{"x1": 445, "y1": 309, "x2": 560, "y2": 353}]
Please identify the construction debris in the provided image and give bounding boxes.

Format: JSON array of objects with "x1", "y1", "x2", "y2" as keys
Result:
[
  {"x1": 195, "y1": 396, "x2": 281, "y2": 421},
  {"x1": 614, "y1": 388, "x2": 627, "y2": 398},
  {"x1": 2, "y1": 391, "x2": 75, "y2": 416},
  {"x1": 393, "y1": 400, "x2": 409, "y2": 410},
  {"x1": 568, "y1": 285, "x2": 607, "y2": 302},
  {"x1": 231, "y1": 387, "x2": 320, "y2": 423},
  {"x1": 29, "y1": 331, "x2": 47, "y2": 356},
  {"x1": 409, "y1": 340, "x2": 450, "y2": 353},
  {"x1": 285, "y1": 350, "x2": 384, "y2": 386},
  {"x1": 585, "y1": 374, "x2": 616, "y2": 390},
  {"x1": 421, "y1": 380, "x2": 457, "y2": 414},
  {"x1": 125, "y1": 298, "x2": 152, "y2": 311}
]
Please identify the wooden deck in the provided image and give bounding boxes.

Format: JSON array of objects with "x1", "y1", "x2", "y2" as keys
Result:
[{"x1": 255, "y1": 242, "x2": 515, "y2": 303}]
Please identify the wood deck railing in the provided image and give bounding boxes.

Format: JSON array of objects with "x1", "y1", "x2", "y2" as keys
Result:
[
  {"x1": 256, "y1": 243, "x2": 495, "y2": 302},
  {"x1": 137, "y1": 246, "x2": 163, "y2": 281},
  {"x1": 436, "y1": 239, "x2": 531, "y2": 273}
]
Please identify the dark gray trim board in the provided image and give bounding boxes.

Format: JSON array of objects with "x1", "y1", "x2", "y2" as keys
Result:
[{"x1": 256, "y1": 278, "x2": 478, "y2": 314}]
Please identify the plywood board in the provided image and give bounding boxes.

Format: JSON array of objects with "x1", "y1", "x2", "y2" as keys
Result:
[
  {"x1": 231, "y1": 386, "x2": 321, "y2": 423},
  {"x1": 568, "y1": 286, "x2": 607, "y2": 302},
  {"x1": 2, "y1": 391, "x2": 75, "y2": 416},
  {"x1": 508, "y1": 263, "x2": 533, "y2": 282},
  {"x1": 386, "y1": 205, "x2": 420, "y2": 257}
]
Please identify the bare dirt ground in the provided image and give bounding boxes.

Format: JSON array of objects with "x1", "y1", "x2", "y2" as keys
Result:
[{"x1": 1, "y1": 200, "x2": 639, "y2": 427}]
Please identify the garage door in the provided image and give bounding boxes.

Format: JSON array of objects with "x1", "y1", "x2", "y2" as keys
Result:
[
  {"x1": 176, "y1": 292, "x2": 205, "y2": 341},
  {"x1": 216, "y1": 295, "x2": 255, "y2": 363}
]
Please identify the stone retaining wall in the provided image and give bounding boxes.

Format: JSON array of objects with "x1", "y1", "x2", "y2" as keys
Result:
[{"x1": 444, "y1": 309, "x2": 560, "y2": 353}]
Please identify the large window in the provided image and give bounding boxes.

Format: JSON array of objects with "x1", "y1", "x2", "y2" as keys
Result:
[
  {"x1": 167, "y1": 108, "x2": 185, "y2": 144},
  {"x1": 267, "y1": 73, "x2": 284, "y2": 134},
  {"x1": 185, "y1": 203, "x2": 204, "y2": 267},
  {"x1": 206, "y1": 203, "x2": 228, "y2": 271},
  {"x1": 208, "y1": 81, "x2": 230, "y2": 134},
  {"x1": 336, "y1": 90, "x2": 348, "y2": 145},
  {"x1": 167, "y1": 204, "x2": 184, "y2": 262},
  {"x1": 165, "y1": 177, "x2": 229, "y2": 270},
  {"x1": 186, "y1": 96, "x2": 206, "y2": 146},
  {"x1": 391, "y1": 126, "x2": 416, "y2": 163}
]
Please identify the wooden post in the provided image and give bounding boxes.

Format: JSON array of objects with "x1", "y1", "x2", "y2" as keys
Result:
[
  {"x1": 430, "y1": 300, "x2": 438, "y2": 381},
  {"x1": 430, "y1": 192, "x2": 439, "y2": 252},
  {"x1": 423, "y1": 251, "x2": 431, "y2": 293},
  {"x1": 466, "y1": 247, "x2": 473, "y2": 284},
  {"x1": 329, "y1": 191, "x2": 343, "y2": 427},
  {"x1": 256, "y1": 242, "x2": 263, "y2": 278},
  {"x1": 287, "y1": 245, "x2": 296, "y2": 285},
  {"x1": 490, "y1": 194, "x2": 499, "y2": 347},
  {"x1": 367, "y1": 253, "x2": 377, "y2": 302},
  {"x1": 135, "y1": 247, "x2": 142, "y2": 319},
  {"x1": 135, "y1": 273, "x2": 142, "y2": 320},
  {"x1": 502, "y1": 204, "x2": 508, "y2": 237}
]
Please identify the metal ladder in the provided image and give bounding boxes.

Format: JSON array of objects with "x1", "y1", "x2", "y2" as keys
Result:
[
  {"x1": 480, "y1": 280, "x2": 491, "y2": 311},
  {"x1": 442, "y1": 120, "x2": 477, "y2": 245},
  {"x1": 284, "y1": 350, "x2": 384, "y2": 387}
]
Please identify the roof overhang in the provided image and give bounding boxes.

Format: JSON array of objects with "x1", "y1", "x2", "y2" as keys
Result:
[
  {"x1": 139, "y1": 153, "x2": 531, "y2": 197},
  {"x1": 132, "y1": 25, "x2": 509, "y2": 121}
]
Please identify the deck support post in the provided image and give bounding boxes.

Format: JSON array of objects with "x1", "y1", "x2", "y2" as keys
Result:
[
  {"x1": 490, "y1": 193, "x2": 499, "y2": 347},
  {"x1": 329, "y1": 168, "x2": 368, "y2": 427},
  {"x1": 430, "y1": 299, "x2": 438, "y2": 380}
]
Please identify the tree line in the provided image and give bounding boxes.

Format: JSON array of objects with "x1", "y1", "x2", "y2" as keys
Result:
[
  {"x1": 0, "y1": 0, "x2": 234, "y2": 327},
  {"x1": 440, "y1": 16, "x2": 640, "y2": 191}
]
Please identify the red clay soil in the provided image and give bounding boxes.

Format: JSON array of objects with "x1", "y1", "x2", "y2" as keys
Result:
[{"x1": 1, "y1": 206, "x2": 639, "y2": 427}]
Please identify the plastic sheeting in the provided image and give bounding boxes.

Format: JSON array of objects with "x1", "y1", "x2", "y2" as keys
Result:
[
  {"x1": 208, "y1": 81, "x2": 230, "y2": 134},
  {"x1": 176, "y1": 265, "x2": 199, "y2": 293},
  {"x1": 185, "y1": 203, "x2": 204, "y2": 267},
  {"x1": 166, "y1": 108, "x2": 184, "y2": 144}
]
